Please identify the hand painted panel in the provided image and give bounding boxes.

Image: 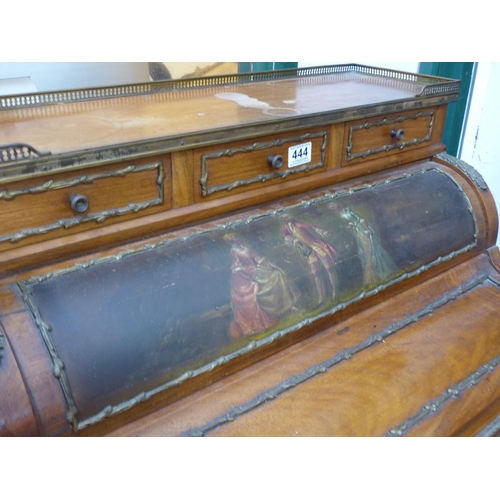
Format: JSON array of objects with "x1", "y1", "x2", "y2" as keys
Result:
[{"x1": 18, "y1": 165, "x2": 476, "y2": 430}]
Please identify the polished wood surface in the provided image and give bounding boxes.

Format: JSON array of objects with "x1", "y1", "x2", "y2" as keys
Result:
[
  {"x1": 1, "y1": 310, "x2": 68, "y2": 436},
  {"x1": 0, "y1": 141, "x2": 447, "y2": 276},
  {"x1": 0, "y1": 67, "x2": 498, "y2": 437},
  {"x1": 0, "y1": 325, "x2": 39, "y2": 436},
  {"x1": 0, "y1": 154, "x2": 171, "y2": 251},
  {"x1": 0, "y1": 158, "x2": 494, "y2": 437},
  {"x1": 0, "y1": 73, "x2": 434, "y2": 156},
  {"x1": 342, "y1": 106, "x2": 445, "y2": 165},
  {"x1": 207, "y1": 280, "x2": 500, "y2": 437},
  {"x1": 108, "y1": 255, "x2": 500, "y2": 437},
  {"x1": 193, "y1": 126, "x2": 334, "y2": 201}
]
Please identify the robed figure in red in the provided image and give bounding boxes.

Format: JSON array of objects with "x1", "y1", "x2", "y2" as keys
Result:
[
  {"x1": 224, "y1": 234, "x2": 298, "y2": 339},
  {"x1": 282, "y1": 216, "x2": 339, "y2": 306}
]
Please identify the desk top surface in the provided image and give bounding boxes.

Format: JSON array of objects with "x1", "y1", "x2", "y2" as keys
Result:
[{"x1": 0, "y1": 66, "x2": 459, "y2": 158}]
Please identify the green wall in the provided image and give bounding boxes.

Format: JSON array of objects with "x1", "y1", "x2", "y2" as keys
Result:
[{"x1": 419, "y1": 63, "x2": 474, "y2": 156}]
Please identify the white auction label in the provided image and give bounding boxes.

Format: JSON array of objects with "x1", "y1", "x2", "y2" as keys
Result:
[{"x1": 288, "y1": 142, "x2": 312, "y2": 168}]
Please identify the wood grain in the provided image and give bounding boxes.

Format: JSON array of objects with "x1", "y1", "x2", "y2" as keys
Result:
[
  {"x1": 1, "y1": 74, "x2": 436, "y2": 156},
  {"x1": 1, "y1": 312, "x2": 70, "y2": 436},
  {"x1": 172, "y1": 150, "x2": 194, "y2": 208},
  {"x1": 0, "y1": 323, "x2": 39, "y2": 436},
  {"x1": 0, "y1": 154, "x2": 172, "y2": 253},
  {"x1": 108, "y1": 256, "x2": 500, "y2": 437},
  {"x1": 204, "y1": 276, "x2": 500, "y2": 436},
  {"x1": 1, "y1": 72, "x2": 496, "y2": 437},
  {"x1": 193, "y1": 127, "x2": 330, "y2": 201},
  {"x1": 342, "y1": 107, "x2": 440, "y2": 165},
  {"x1": 0, "y1": 144, "x2": 447, "y2": 277}
]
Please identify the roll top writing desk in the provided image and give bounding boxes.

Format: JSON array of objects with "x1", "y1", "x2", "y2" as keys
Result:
[{"x1": 1, "y1": 64, "x2": 500, "y2": 437}]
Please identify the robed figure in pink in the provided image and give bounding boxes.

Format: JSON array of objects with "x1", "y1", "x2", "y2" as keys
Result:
[
  {"x1": 224, "y1": 234, "x2": 298, "y2": 339},
  {"x1": 282, "y1": 216, "x2": 339, "y2": 305}
]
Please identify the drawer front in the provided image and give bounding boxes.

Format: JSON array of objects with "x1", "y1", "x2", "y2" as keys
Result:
[
  {"x1": 343, "y1": 108, "x2": 437, "y2": 164},
  {"x1": 195, "y1": 128, "x2": 329, "y2": 201},
  {"x1": 0, "y1": 156, "x2": 170, "y2": 249}
]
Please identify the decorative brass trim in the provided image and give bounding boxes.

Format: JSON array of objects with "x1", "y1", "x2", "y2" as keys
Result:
[
  {"x1": 183, "y1": 274, "x2": 491, "y2": 436},
  {"x1": 1, "y1": 64, "x2": 460, "y2": 111},
  {"x1": 387, "y1": 320, "x2": 500, "y2": 434},
  {"x1": 18, "y1": 166, "x2": 478, "y2": 432},
  {"x1": 0, "y1": 94, "x2": 461, "y2": 183},
  {"x1": 346, "y1": 111, "x2": 435, "y2": 161},
  {"x1": 0, "y1": 162, "x2": 165, "y2": 244},
  {"x1": 476, "y1": 413, "x2": 500, "y2": 437},
  {"x1": 199, "y1": 131, "x2": 327, "y2": 196},
  {"x1": 421, "y1": 82, "x2": 463, "y2": 97},
  {"x1": 434, "y1": 152, "x2": 488, "y2": 191},
  {"x1": 0, "y1": 143, "x2": 51, "y2": 164},
  {"x1": 16, "y1": 282, "x2": 79, "y2": 427}
]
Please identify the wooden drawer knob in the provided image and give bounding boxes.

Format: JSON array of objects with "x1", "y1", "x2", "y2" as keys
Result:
[
  {"x1": 391, "y1": 129, "x2": 405, "y2": 141},
  {"x1": 70, "y1": 193, "x2": 89, "y2": 213},
  {"x1": 267, "y1": 154, "x2": 284, "y2": 169}
]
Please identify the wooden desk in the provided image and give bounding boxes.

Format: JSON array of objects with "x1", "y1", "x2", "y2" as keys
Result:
[{"x1": 1, "y1": 65, "x2": 499, "y2": 437}]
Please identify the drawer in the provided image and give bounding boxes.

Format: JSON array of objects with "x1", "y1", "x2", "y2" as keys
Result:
[
  {"x1": 0, "y1": 155, "x2": 171, "y2": 250},
  {"x1": 194, "y1": 127, "x2": 330, "y2": 201},
  {"x1": 343, "y1": 108, "x2": 438, "y2": 165}
]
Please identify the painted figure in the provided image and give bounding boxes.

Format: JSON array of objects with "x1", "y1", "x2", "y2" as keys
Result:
[
  {"x1": 282, "y1": 216, "x2": 339, "y2": 305},
  {"x1": 224, "y1": 234, "x2": 297, "y2": 339},
  {"x1": 340, "y1": 208, "x2": 397, "y2": 286}
]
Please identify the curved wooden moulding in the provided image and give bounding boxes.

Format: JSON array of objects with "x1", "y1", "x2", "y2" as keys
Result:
[
  {"x1": 0, "y1": 322, "x2": 39, "y2": 436},
  {"x1": 0, "y1": 157, "x2": 492, "y2": 436}
]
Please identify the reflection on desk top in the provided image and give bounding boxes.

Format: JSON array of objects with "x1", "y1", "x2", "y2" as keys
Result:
[{"x1": 0, "y1": 66, "x2": 460, "y2": 158}]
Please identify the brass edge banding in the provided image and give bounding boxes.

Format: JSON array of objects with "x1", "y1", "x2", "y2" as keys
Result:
[
  {"x1": 0, "y1": 162, "x2": 158, "y2": 200},
  {"x1": 346, "y1": 111, "x2": 435, "y2": 161},
  {"x1": 434, "y1": 152, "x2": 488, "y2": 191},
  {"x1": 0, "y1": 143, "x2": 51, "y2": 164},
  {"x1": 420, "y1": 81, "x2": 462, "y2": 97},
  {"x1": 0, "y1": 162, "x2": 164, "y2": 244},
  {"x1": 200, "y1": 131, "x2": 327, "y2": 196},
  {"x1": 17, "y1": 166, "x2": 478, "y2": 431},
  {"x1": 16, "y1": 282, "x2": 79, "y2": 429},
  {"x1": 183, "y1": 274, "x2": 489, "y2": 436},
  {"x1": 19, "y1": 166, "x2": 477, "y2": 286},
  {"x1": 387, "y1": 310, "x2": 500, "y2": 436},
  {"x1": 0, "y1": 95, "x2": 460, "y2": 181},
  {"x1": 476, "y1": 413, "x2": 500, "y2": 437},
  {"x1": 1, "y1": 64, "x2": 459, "y2": 111}
]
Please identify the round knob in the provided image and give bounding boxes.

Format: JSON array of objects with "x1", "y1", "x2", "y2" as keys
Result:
[
  {"x1": 70, "y1": 194, "x2": 89, "y2": 213},
  {"x1": 267, "y1": 154, "x2": 284, "y2": 169},
  {"x1": 391, "y1": 129, "x2": 405, "y2": 141}
]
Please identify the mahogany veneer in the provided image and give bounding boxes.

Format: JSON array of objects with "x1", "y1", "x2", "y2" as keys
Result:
[{"x1": 1, "y1": 64, "x2": 498, "y2": 437}]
